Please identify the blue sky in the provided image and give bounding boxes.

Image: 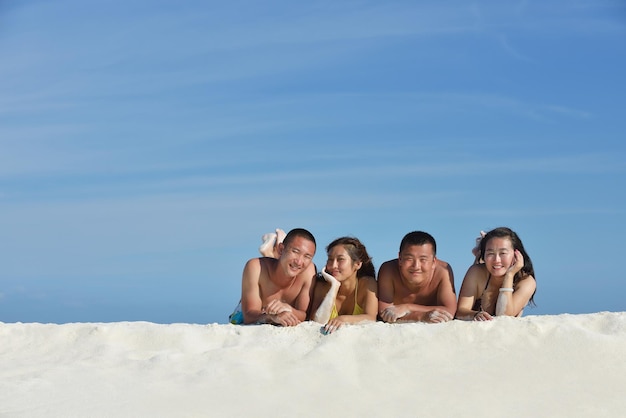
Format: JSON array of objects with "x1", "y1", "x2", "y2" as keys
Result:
[{"x1": 1, "y1": 0, "x2": 625, "y2": 324}]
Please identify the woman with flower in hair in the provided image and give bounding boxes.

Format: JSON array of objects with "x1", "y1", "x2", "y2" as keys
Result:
[
  {"x1": 309, "y1": 237, "x2": 378, "y2": 334},
  {"x1": 456, "y1": 227, "x2": 536, "y2": 321}
]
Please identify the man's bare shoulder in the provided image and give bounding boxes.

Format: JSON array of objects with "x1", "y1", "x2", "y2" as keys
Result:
[
  {"x1": 248, "y1": 256, "x2": 280, "y2": 267},
  {"x1": 377, "y1": 259, "x2": 399, "y2": 281},
  {"x1": 244, "y1": 257, "x2": 277, "y2": 278},
  {"x1": 433, "y1": 258, "x2": 456, "y2": 292},
  {"x1": 379, "y1": 259, "x2": 399, "y2": 271},
  {"x1": 433, "y1": 258, "x2": 452, "y2": 280},
  {"x1": 244, "y1": 257, "x2": 260, "y2": 270},
  {"x1": 435, "y1": 258, "x2": 450, "y2": 269},
  {"x1": 296, "y1": 262, "x2": 317, "y2": 284}
]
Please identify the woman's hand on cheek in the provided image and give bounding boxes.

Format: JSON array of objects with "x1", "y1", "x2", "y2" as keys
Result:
[{"x1": 508, "y1": 249, "x2": 524, "y2": 275}]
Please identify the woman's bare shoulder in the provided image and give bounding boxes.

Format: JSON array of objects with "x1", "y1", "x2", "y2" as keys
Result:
[{"x1": 463, "y1": 263, "x2": 489, "y2": 282}]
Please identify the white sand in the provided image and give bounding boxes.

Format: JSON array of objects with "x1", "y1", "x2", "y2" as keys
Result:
[{"x1": 1, "y1": 312, "x2": 625, "y2": 417}]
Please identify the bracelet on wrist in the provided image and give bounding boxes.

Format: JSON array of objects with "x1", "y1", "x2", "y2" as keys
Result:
[{"x1": 499, "y1": 287, "x2": 514, "y2": 292}]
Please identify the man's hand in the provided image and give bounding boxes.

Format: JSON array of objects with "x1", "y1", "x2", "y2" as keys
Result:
[
  {"x1": 380, "y1": 305, "x2": 410, "y2": 323},
  {"x1": 264, "y1": 300, "x2": 293, "y2": 315},
  {"x1": 262, "y1": 300, "x2": 300, "y2": 326},
  {"x1": 423, "y1": 308, "x2": 453, "y2": 323},
  {"x1": 268, "y1": 310, "x2": 301, "y2": 326}
]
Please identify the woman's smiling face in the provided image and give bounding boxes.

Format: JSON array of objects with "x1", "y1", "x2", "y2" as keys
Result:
[
  {"x1": 483, "y1": 237, "x2": 515, "y2": 277},
  {"x1": 326, "y1": 245, "x2": 361, "y2": 282}
]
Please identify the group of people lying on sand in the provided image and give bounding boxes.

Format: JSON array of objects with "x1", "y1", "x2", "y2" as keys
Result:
[{"x1": 229, "y1": 227, "x2": 537, "y2": 333}]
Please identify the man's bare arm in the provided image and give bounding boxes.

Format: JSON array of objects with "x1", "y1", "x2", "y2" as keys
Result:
[
  {"x1": 377, "y1": 261, "x2": 396, "y2": 318},
  {"x1": 241, "y1": 258, "x2": 269, "y2": 324},
  {"x1": 436, "y1": 261, "x2": 457, "y2": 316},
  {"x1": 441, "y1": 259, "x2": 456, "y2": 294}
]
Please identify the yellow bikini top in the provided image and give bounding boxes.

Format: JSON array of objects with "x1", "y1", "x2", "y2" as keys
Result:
[{"x1": 329, "y1": 279, "x2": 365, "y2": 319}]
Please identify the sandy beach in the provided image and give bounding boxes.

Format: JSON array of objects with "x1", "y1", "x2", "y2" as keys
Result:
[{"x1": 1, "y1": 312, "x2": 625, "y2": 417}]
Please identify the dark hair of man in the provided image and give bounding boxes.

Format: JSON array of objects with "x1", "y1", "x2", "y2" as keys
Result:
[
  {"x1": 283, "y1": 228, "x2": 316, "y2": 250},
  {"x1": 399, "y1": 231, "x2": 437, "y2": 255}
]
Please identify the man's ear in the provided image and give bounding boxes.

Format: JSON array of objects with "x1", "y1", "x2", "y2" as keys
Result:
[{"x1": 277, "y1": 242, "x2": 285, "y2": 257}]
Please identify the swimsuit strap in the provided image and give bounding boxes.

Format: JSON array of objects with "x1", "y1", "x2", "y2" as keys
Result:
[
  {"x1": 477, "y1": 273, "x2": 491, "y2": 313},
  {"x1": 332, "y1": 279, "x2": 363, "y2": 318},
  {"x1": 331, "y1": 279, "x2": 358, "y2": 319},
  {"x1": 353, "y1": 278, "x2": 365, "y2": 315}
]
